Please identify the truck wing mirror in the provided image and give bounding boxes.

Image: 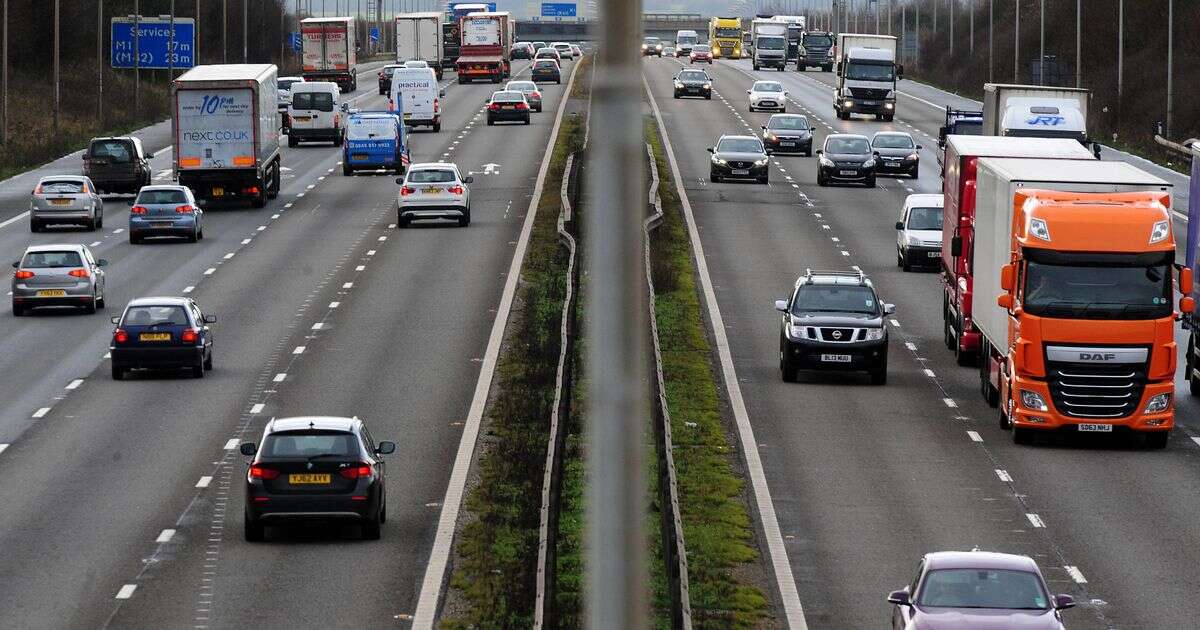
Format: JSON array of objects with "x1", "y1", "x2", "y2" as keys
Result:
[
  {"x1": 895, "y1": 221, "x2": 904, "y2": 230},
  {"x1": 897, "y1": 64, "x2": 904, "y2": 79},
  {"x1": 950, "y1": 236, "x2": 963, "y2": 258},
  {"x1": 1180, "y1": 266, "x2": 1194, "y2": 295},
  {"x1": 999, "y1": 264, "x2": 1015, "y2": 292},
  {"x1": 997, "y1": 293, "x2": 1014, "y2": 310},
  {"x1": 1093, "y1": 143, "x2": 1102, "y2": 159}
]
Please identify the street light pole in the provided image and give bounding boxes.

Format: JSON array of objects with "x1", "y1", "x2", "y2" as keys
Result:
[
  {"x1": 98, "y1": 0, "x2": 103, "y2": 127},
  {"x1": 223, "y1": 0, "x2": 227, "y2": 63},
  {"x1": 53, "y1": 0, "x2": 59, "y2": 133},
  {"x1": 1075, "y1": 0, "x2": 1080, "y2": 87},
  {"x1": 1166, "y1": 0, "x2": 1173, "y2": 137},
  {"x1": 1013, "y1": 0, "x2": 1018, "y2": 82},
  {"x1": 1038, "y1": 0, "x2": 1044, "y2": 85},
  {"x1": 243, "y1": 0, "x2": 248, "y2": 63},
  {"x1": 134, "y1": 1, "x2": 140, "y2": 120},
  {"x1": 988, "y1": 0, "x2": 993, "y2": 83}
]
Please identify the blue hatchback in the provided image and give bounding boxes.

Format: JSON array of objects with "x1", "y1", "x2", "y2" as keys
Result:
[
  {"x1": 110, "y1": 297, "x2": 215, "y2": 379},
  {"x1": 129, "y1": 185, "x2": 203, "y2": 244},
  {"x1": 342, "y1": 111, "x2": 410, "y2": 176}
]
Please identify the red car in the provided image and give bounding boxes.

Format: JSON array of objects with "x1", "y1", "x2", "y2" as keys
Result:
[{"x1": 689, "y1": 49, "x2": 713, "y2": 64}]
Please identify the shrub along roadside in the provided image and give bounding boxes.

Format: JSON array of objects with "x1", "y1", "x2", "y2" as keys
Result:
[{"x1": 645, "y1": 116, "x2": 771, "y2": 628}]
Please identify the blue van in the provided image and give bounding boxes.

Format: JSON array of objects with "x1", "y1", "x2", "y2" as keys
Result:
[{"x1": 342, "y1": 111, "x2": 411, "y2": 176}]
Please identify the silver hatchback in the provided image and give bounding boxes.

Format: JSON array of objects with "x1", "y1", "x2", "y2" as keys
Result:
[
  {"x1": 30, "y1": 175, "x2": 104, "y2": 232},
  {"x1": 396, "y1": 162, "x2": 473, "y2": 228},
  {"x1": 11, "y1": 243, "x2": 108, "y2": 316}
]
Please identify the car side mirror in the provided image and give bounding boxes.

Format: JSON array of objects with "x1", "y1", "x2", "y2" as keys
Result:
[
  {"x1": 203, "y1": 314, "x2": 217, "y2": 324},
  {"x1": 895, "y1": 221, "x2": 904, "y2": 230},
  {"x1": 884, "y1": 303, "x2": 896, "y2": 315},
  {"x1": 873, "y1": 151, "x2": 881, "y2": 157},
  {"x1": 950, "y1": 235, "x2": 963, "y2": 258},
  {"x1": 782, "y1": 90, "x2": 788, "y2": 96},
  {"x1": 998, "y1": 293, "x2": 1014, "y2": 310},
  {"x1": 746, "y1": 89, "x2": 751, "y2": 94},
  {"x1": 127, "y1": 200, "x2": 135, "y2": 206},
  {"x1": 887, "y1": 589, "x2": 910, "y2": 605},
  {"x1": 339, "y1": 102, "x2": 350, "y2": 113},
  {"x1": 395, "y1": 177, "x2": 405, "y2": 185},
  {"x1": 464, "y1": 176, "x2": 474, "y2": 184},
  {"x1": 439, "y1": 89, "x2": 446, "y2": 97},
  {"x1": 999, "y1": 263, "x2": 1015, "y2": 291},
  {"x1": 761, "y1": 125, "x2": 767, "y2": 130},
  {"x1": 1053, "y1": 594, "x2": 1075, "y2": 610},
  {"x1": 916, "y1": 144, "x2": 923, "y2": 150},
  {"x1": 1180, "y1": 296, "x2": 1195, "y2": 313},
  {"x1": 11, "y1": 261, "x2": 19, "y2": 268},
  {"x1": 774, "y1": 299, "x2": 788, "y2": 312},
  {"x1": 239, "y1": 442, "x2": 258, "y2": 456},
  {"x1": 706, "y1": 147, "x2": 714, "y2": 153},
  {"x1": 110, "y1": 316, "x2": 121, "y2": 324},
  {"x1": 96, "y1": 258, "x2": 108, "y2": 267},
  {"x1": 376, "y1": 440, "x2": 396, "y2": 455},
  {"x1": 1093, "y1": 143, "x2": 1102, "y2": 159}
]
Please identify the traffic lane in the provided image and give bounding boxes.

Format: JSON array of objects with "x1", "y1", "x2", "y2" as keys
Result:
[
  {"x1": 716, "y1": 60, "x2": 1200, "y2": 629},
  {"x1": 100, "y1": 70, "x2": 558, "y2": 627},
  {"x1": 643, "y1": 58, "x2": 1095, "y2": 628},
  {"x1": 0, "y1": 86, "x2": 398, "y2": 444}
]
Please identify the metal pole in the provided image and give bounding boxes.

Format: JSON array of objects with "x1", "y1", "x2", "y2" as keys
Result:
[
  {"x1": 587, "y1": 0, "x2": 648, "y2": 626},
  {"x1": 169, "y1": 0, "x2": 175, "y2": 83},
  {"x1": 53, "y1": 0, "x2": 59, "y2": 132},
  {"x1": 1074, "y1": 0, "x2": 1080, "y2": 87},
  {"x1": 98, "y1": 0, "x2": 103, "y2": 127},
  {"x1": 243, "y1": 0, "x2": 248, "y2": 63},
  {"x1": 969, "y1": 0, "x2": 974, "y2": 56},
  {"x1": 1013, "y1": 0, "x2": 1018, "y2": 82},
  {"x1": 134, "y1": 2, "x2": 140, "y2": 120},
  {"x1": 196, "y1": 0, "x2": 200, "y2": 64},
  {"x1": 1117, "y1": 0, "x2": 1122, "y2": 104},
  {"x1": 1166, "y1": 0, "x2": 1173, "y2": 137},
  {"x1": 914, "y1": 0, "x2": 919, "y2": 69},
  {"x1": 949, "y1": 0, "x2": 953, "y2": 60},
  {"x1": 1038, "y1": 0, "x2": 1044, "y2": 85},
  {"x1": 988, "y1": 0, "x2": 993, "y2": 83},
  {"x1": 223, "y1": 0, "x2": 227, "y2": 63}
]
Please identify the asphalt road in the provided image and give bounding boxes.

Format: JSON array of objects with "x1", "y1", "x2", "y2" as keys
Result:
[
  {"x1": 646, "y1": 56, "x2": 1200, "y2": 629},
  {"x1": 0, "y1": 57, "x2": 576, "y2": 629}
]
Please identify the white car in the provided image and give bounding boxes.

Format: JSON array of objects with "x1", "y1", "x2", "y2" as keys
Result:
[
  {"x1": 396, "y1": 162, "x2": 473, "y2": 228},
  {"x1": 403, "y1": 59, "x2": 430, "y2": 69},
  {"x1": 895, "y1": 193, "x2": 944, "y2": 272},
  {"x1": 747, "y1": 80, "x2": 787, "y2": 113},
  {"x1": 277, "y1": 76, "x2": 304, "y2": 113},
  {"x1": 550, "y1": 42, "x2": 574, "y2": 60}
]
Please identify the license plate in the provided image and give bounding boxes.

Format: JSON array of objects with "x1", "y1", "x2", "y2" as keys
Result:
[
  {"x1": 212, "y1": 187, "x2": 224, "y2": 197},
  {"x1": 36, "y1": 289, "x2": 67, "y2": 297},
  {"x1": 821, "y1": 354, "x2": 852, "y2": 363},
  {"x1": 403, "y1": 112, "x2": 413, "y2": 119},
  {"x1": 731, "y1": 169, "x2": 749, "y2": 175},
  {"x1": 352, "y1": 154, "x2": 370, "y2": 161},
  {"x1": 50, "y1": 198, "x2": 72, "y2": 205},
  {"x1": 289, "y1": 473, "x2": 331, "y2": 484},
  {"x1": 780, "y1": 142, "x2": 795, "y2": 147},
  {"x1": 1078, "y1": 423, "x2": 1113, "y2": 433},
  {"x1": 424, "y1": 187, "x2": 442, "y2": 193},
  {"x1": 927, "y1": 251, "x2": 941, "y2": 258},
  {"x1": 839, "y1": 170, "x2": 857, "y2": 176},
  {"x1": 139, "y1": 332, "x2": 172, "y2": 341},
  {"x1": 862, "y1": 100, "x2": 878, "y2": 105},
  {"x1": 293, "y1": 115, "x2": 311, "y2": 121},
  {"x1": 502, "y1": 105, "x2": 514, "y2": 110}
]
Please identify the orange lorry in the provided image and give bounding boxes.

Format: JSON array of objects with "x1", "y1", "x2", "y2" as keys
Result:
[{"x1": 973, "y1": 157, "x2": 1194, "y2": 447}]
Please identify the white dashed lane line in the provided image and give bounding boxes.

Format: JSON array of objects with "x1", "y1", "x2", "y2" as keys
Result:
[
  {"x1": 195, "y1": 476, "x2": 212, "y2": 488},
  {"x1": 31, "y1": 407, "x2": 50, "y2": 419},
  {"x1": 250, "y1": 403, "x2": 265, "y2": 414},
  {"x1": 328, "y1": 301, "x2": 340, "y2": 308},
  {"x1": 1064, "y1": 566, "x2": 1088, "y2": 584},
  {"x1": 203, "y1": 268, "x2": 215, "y2": 276},
  {"x1": 182, "y1": 286, "x2": 195, "y2": 294},
  {"x1": 311, "y1": 322, "x2": 324, "y2": 330},
  {"x1": 156, "y1": 529, "x2": 176, "y2": 543},
  {"x1": 923, "y1": 368, "x2": 936, "y2": 378},
  {"x1": 0, "y1": 444, "x2": 8, "y2": 456},
  {"x1": 967, "y1": 431, "x2": 984, "y2": 442},
  {"x1": 223, "y1": 439, "x2": 239, "y2": 450},
  {"x1": 1026, "y1": 513, "x2": 1046, "y2": 528},
  {"x1": 293, "y1": 346, "x2": 306, "y2": 355},
  {"x1": 65, "y1": 379, "x2": 83, "y2": 390},
  {"x1": 995, "y1": 469, "x2": 1013, "y2": 482},
  {"x1": 115, "y1": 584, "x2": 137, "y2": 600},
  {"x1": 942, "y1": 398, "x2": 958, "y2": 408},
  {"x1": 272, "y1": 373, "x2": 287, "y2": 383},
  {"x1": 341, "y1": 282, "x2": 354, "y2": 289}
]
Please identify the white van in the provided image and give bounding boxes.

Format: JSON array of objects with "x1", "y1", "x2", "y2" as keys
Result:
[
  {"x1": 389, "y1": 67, "x2": 442, "y2": 132},
  {"x1": 288, "y1": 81, "x2": 343, "y2": 147}
]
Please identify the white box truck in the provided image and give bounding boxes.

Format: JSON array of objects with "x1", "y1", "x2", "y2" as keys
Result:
[
  {"x1": 172, "y1": 64, "x2": 281, "y2": 208},
  {"x1": 981, "y1": 84, "x2": 1097, "y2": 156},
  {"x1": 302, "y1": 16, "x2": 358, "y2": 92},
  {"x1": 396, "y1": 12, "x2": 444, "y2": 80},
  {"x1": 834, "y1": 34, "x2": 900, "y2": 121},
  {"x1": 751, "y1": 19, "x2": 788, "y2": 71}
]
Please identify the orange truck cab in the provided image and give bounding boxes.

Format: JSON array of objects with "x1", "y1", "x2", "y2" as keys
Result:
[{"x1": 972, "y1": 158, "x2": 1194, "y2": 447}]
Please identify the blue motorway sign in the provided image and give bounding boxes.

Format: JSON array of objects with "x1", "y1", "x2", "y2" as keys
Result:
[
  {"x1": 111, "y1": 17, "x2": 196, "y2": 69},
  {"x1": 541, "y1": 2, "x2": 577, "y2": 17},
  {"x1": 370, "y1": 27, "x2": 380, "y2": 43},
  {"x1": 289, "y1": 32, "x2": 303, "y2": 53}
]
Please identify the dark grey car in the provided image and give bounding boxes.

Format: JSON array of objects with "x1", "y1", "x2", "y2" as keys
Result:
[
  {"x1": 82, "y1": 136, "x2": 152, "y2": 195},
  {"x1": 872, "y1": 131, "x2": 921, "y2": 178},
  {"x1": 30, "y1": 175, "x2": 104, "y2": 232},
  {"x1": 709, "y1": 135, "x2": 771, "y2": 184},
  {"x1": 672, "y1": 69, "x2": 712, "y2": 99},
  {"x1": 11, "y1": 244, "x2": 107, "y2": 316},
  {"x1": 816, "y1": 133, "x2": 876, "y2": 187},
  {"x1": 761, "y1": 114, "x2": 813, "y2": 156}
]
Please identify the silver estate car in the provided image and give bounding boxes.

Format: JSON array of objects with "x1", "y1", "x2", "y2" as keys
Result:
[
  {"x1": 30, "y1": 175, "x2": 104, "y2": 232},
  {"x1": 396, "y1": 162, "x2": 473, "y2": 228},
  {"x1": 11, "y1": 243, "x2": 108, "y2": 316}
]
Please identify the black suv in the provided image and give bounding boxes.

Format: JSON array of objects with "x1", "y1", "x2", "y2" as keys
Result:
[
  {"x1": 775, "y1": 270, "x2": 894, "y2": 384},
  {"x1": 83, "y1": 136, "x2": 153, "y2": 195}
]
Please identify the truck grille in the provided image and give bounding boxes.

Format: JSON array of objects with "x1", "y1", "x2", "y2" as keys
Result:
[
  {"x1": 849, "y1": 87, "x2": 890, "y2": 100},
  {"x1": 1045, "y1": 361, "x2": 1147, "y2": 419}
]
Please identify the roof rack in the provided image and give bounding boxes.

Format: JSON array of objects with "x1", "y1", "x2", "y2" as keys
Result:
[{"x1": 802, "y1": 268, "x2": 866, "y2": 286}]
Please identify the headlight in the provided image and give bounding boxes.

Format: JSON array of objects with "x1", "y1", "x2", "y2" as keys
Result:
[
  {"x1": 674, "y1": 81, "x2": 683, "y2": 88},
  {"x1": 819, "y1": 156, "x2": 834, "y2": 167},
  {"x1": 1020, "y1": 390, "x2": 1049, "y2": 412},
  {"x1": 764, "y1": 132, "x2": 776, "y2": 141},
  {"x1": 1149, "y1": 220, "x2": 1170, "y2": 244},
  {"x1": 787, "y1": 322, "x2": 810, "y2": 340},
  {"x1": 885, "y1": 102, "x2": 894, "y2": 109},
  {"x1": 864, "y1": 328, "x2": 885, "y2": 341},
  {"x1": 657, "y1": 44, "x2": 663, "y2": 50},
  {"x1": 844, "y1": 99, "x2": 854, "y2": 108},
  {"x1": 713, "y1": 157, "x2": 727, "y2": 165},
  {"x1": 905, "y1": 152, "x2": 919, "y2": 161},
  {"x1": 863, "y1": 159, "x2": 876, "y2": 168},
  {"x1": 754, "y1": 158, "x2": 769, "y2": 166},
  {"x1": 906, "y1": 235, "x2": 922, "y2": 246},
  {"x1": 702, "y1": 83, "x2": 711, "y2": 89},
  {"x1": 1145, "y1": 393, "x2": 1172, "y2": 413}
]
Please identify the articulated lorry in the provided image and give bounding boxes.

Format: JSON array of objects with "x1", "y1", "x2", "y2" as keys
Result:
[
  {"x1": 172, "y1": 64, "x2": 281, "y2": 208},
  {"x1": 455, "y1": 11, "x2": 511, "y2": 83},
  {"x1": 941, "y1": 136, "x2": 1095, "y2": 366},
  {"x1": 708, "y1": 17, "x2": 743, "y2": 59},
  {"x1": 797, "y1": 29, "x2": 834, "y2": 71},
  {"x1": 769, "y1": 15, "x2": 805, "y2": 62},
  {"x1": 982, "y1": 83, "x2": 1099, "y2": 157},
  {"x1": 751, "y1": 19, "x2": 788, "y2": 71},
  {"x1": 972, "y1": 158, "x2": 1189, "y2": 447},
  {"x1": 396, "y1": 12, "x2": 444, "y2": 80},
  {"x1": 301, "y1": 17, "x2": 358, "y2": 92},
  {"x1": 833, "y1": 34, "x2": 899, "y2": 121}
]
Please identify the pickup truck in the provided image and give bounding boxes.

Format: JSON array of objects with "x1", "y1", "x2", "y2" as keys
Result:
[{"x1": 82, "y1": 137, "x2": 153, "y2": 195}]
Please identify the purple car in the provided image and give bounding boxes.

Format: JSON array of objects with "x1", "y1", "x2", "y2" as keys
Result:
[{"x1": 888, "y1": 551, "x2": 1076, "y2": 629}]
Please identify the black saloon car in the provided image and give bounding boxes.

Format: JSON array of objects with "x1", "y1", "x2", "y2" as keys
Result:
[
  {"x1": 871, "y1": 131, "x2": 921, "y2": 178},
  {"x1": 531, "y1": 59, "x2": 562, "y2": 84},
  {"x1": 761, "y1": 114, "x2": 813, "y2": 156},
  {"x1": 486, "y1": 90, "x2": 531, "y2": 125},
  {"x1": 110, "y1": 297, "x2": 215, "y2": 379},
  {"x1": 816, "y1": 133, "x2": 877, "y2": 187},
  {"x1": 709, "y1": 135, "x2": 771, "y2": 184},
  {"x1": 377, "y1": 64, "x2": 403, "y2": 95},
  {"x1": 673, "y1": 69, "x2": 713, "y2": 99},
  {"x1": 242, "y1": 416, "x2": 395, "y2": 541}
]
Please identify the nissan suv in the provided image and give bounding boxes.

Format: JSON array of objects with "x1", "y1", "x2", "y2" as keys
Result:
[{"x1": 775, "y1": 270, "x2": 894, "y2": 385}]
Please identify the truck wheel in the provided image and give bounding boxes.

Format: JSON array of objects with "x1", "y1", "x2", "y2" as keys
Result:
[
  {"x1": 333, "y1": 135, "x2": 343, "y2": 147},
  {"x1": 753, "y1": 63, "x2": 759, "y2": 71},
  {"x1": 943, "y1": 297, "x2": 956, "y2": 350},
  {"x1": 266, "y1": 165, "x2": 280, "y2": 199},
  {"x1": 884, "y1": 114, "x2": 895, "y2": 122},
  {"x1": 779, "y1": 341, "x2": 797, "y2": 383},
  {"x1": 343, "y1": 163, "x2": 353, "y2": 176},
  {"x1": 822, "y1": 64, "x2": 832, "y2": 72},
  {"x1": 433, "y1": 122, "x2": 441, "y2": 132},
  {"x1": 1144, "y1": 431, "x2": 1169, "y2": 450},
  {"x1": 797, "y1": 65, "x2": 805, "y2": 72},
  {"x1": 955, "y1": 316, "x2": 975, "y2": 366}
]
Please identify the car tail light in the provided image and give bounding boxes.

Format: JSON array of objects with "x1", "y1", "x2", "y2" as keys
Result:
[
  {"x1": 333, "y1": 113, "x2": 340, "y2": 128},
  {"x1": 33, "y1": 184, "x2": 42, "y2": 194},
  {"x1": 378, "y1": 71, "x2": 385, "y2": 79},
  {"x1": 80, "y1": 183, "x2": 90, "y2": 194},
  {"x1": 339, "y1": 463, "x2": 373, "y2": 480},
  {"x1": 67, "y1": 268, "x2": 89, "y2": 278},
  {"x1": 181, "y1": 329, "x2": 198, "y2": 343},
  {"x1": 400, "y1": 185, "x2": 416, "y2": 196},
  {"x1": 249, "y1": 464, "x2": 280, "y2": 480},
  {"x1": 113, "y1": 329, "x2": 128, "y2": 343},
  {"x1": 515, "y1": 102, "x2": 528, "y2": 110},
  {"x1": 243, "y1": 186, "x2": 260, "y2": 195},
  {"x1": 14, "y1": 270, "x2": 34, "y2": 280},
  {"x1": 130, "y1": 205, "x2": 148, "y2": 214},
  {"x1": 433, "y1": 98, "x2": 440, "y2": 113},
  {"x1": 532, "y1": 91, "x2": 541, "y2": 99},
  {"x1": 488, "y1": 102, "x2": 500, "y2": 111},
  {"x1": 448, "y1": 185, "x2": 464, "y2": 195},
  {"x1": 175, "y1": 204, "x2": 194, "y2": 214}
]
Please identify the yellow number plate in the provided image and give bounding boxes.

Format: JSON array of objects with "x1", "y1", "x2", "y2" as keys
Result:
[
  {"x1": 36, "y1": 289, "x2": 67, "y2": 297},
  {"x1": 212, "y1": 187, "x2": 224, "y2": 197},
  {"x1": 50, "y1": 199, "x2": 72, "y2": 205},
  {"x1": 288, "y1": 474, "x2": 331, "y2": 484},
  {"x1": 424, "y1": 187, "x2": 442, "y2": 193},
  {"x1": 139, "y1": 332, "x2": 172, "y2": 341}
]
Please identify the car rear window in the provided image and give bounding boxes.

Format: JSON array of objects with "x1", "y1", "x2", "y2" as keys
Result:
[
  {"x1": 493, "y1": 92, "x2": 523, "y2": 102},
  {"x1": 122, "y1": 305, "x2": 189, "y2": 326},
  {"x1": 293, "y1": 92, "x2": 334, "y2": 112},
  {"x1": 348, "y1": 118, "x2": 397, "y2": 140},
  {"x1": 89, "y1": 140, "x2": 132, "y2": 162},
  {"x1": 136, "y1": 189, "x2": 189, "y2": 204},
  {"x1": 22, "y1": 251, "x2": 83, "y2": 268},
  {"x1": 262, "y1": 431, "x2": 358, "y2": 457},
  {"x1": 39, "y1": 180, "x2": 85, "y2": 194},
  {"x1": 535, "y1": 60, "x2": 558, "y2": 68},
  {"x1": 278, "y1": 78, "x2": 303, "y2": 90},
  {"x1": 408, "y1": 169, "x2": 456, "y2": 184}
]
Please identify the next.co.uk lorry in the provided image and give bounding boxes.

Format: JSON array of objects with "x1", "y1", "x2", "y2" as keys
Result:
[
  {"x1": 171, "y1": 64, "x2": 281, "y2": 208},
  {"x1": 833, "y1": 33, "x2": 899, "y2": 121},
  {"x1": 971, "y1": 158, "x2": 1191, "y2": 448},
  {"x1": 301, "y1": 17, "x2": 358, "y2": 92}
]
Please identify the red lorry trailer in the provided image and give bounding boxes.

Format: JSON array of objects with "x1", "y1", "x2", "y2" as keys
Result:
[
  {"x1": 455, "y1": 11, "x2": 511, "y2": 83},
  {"x1": 940, "y1": 136, "x2": 1094, "y2": 365}
]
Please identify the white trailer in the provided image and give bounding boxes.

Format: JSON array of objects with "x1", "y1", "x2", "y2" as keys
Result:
[
  {"x1": 301, "y1": 16, "x2": 358, "y2": 92},
  {"x1": 395, "y1": 12, "x2": 444, "y2": 79},
  {"x1": 981, "y1": 84, "x2": 1096, "y2": 155}
]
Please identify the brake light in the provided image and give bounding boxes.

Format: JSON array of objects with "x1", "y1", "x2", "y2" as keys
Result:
[
  {"x1": 176, "y1": 204, "x2": 195, "y2": 214},
  {"x1": 130, "y1": 205, "x2": 148, "y2": 214},
  {"x1": 249, "y1": 464, "x2": 280, "y2": 480},
  {"x1": 243, "y1": 186, "x2": 260, "y2": 195},
  {"x1": 181, "y1": 329, "x2": 199, "y2": 343},
  {"x1": 338, "y1": 463, "x2": 373, "y2": 480},
  {"x1": 334, "y1": 113, "x2": 340, "y2": 128},
  {"x1": 67, "y1": 268, "x2": 89, "y2": 278},
  {"x1": 532, "y1": 91, "x2": 541, "y2": 99},
  {"x1": 448, "y1": 185, "x2": 464, "y2": 195},
  {"x1": 433, "y1": 98, "x2": 440, "y2": 113},
  {"x1": 488, "y1": 102, "x2": 501, "y2": 111},
  {"x1": 33, "y1": 184, "x2": 42, "y2": 194},
  {"x1": 515, "y1": 102, "x2": 528, "y2": 110},
  {"x1": 113, "y1": 329, "x2": 128, "y2": 343},
  {"x1": 80, "y1": 183, "x2": 90, "y2": 194},
  {"x1": 14, "y1": 270, "x2": 34, "y2": 280},
  {"x1": 400, "y1": 185, "x2": 416, "y2": 196}
]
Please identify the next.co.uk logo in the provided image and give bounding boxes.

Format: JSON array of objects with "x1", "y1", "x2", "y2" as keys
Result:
[{"x1": 1026, "y1": 114, "x2": 1066, "y2": 126}]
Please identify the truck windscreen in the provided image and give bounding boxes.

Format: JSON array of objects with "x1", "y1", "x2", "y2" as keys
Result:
[
  {"x1": 758, "y1": 37, "x2": 785, "y2": 50},
  {"x1": 803, "y1": 34, "x2": 832, "y2": 47},
  {"x1": 678, "y1": 36, "x2": 697, "y2": 46},
  {"x1": 845, "y1": 62, "x2": 894, "y2": 82},
  {"x1": 714, "y1": 27, "x2": 741, "y2": 38},
  {"x1": 1023, "y1": 257, "x2": 1173, "y2": 320}
]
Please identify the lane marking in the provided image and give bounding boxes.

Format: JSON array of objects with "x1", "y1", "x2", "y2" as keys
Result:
[
  {"x1": 995, "y1": 469, "x2": 1012, "y2": 483},
  {"x1": 943, "y1": 398, "x2": 958, "y2": 408},
  {"x1": 342, "y1": 282, "x2": 354, "y2": 289},
  {"x1": 203, "y1": 268, "x2": 215, "y2": 276},
  {"x1": 250, "y1": 403, "x2": 265, "y2": 414},
  {"x1": 182, "y1": 286, "x2": 195, "y2": 294},
  {"x1": 1064, "y1": 565, "x2": 1088, "y2": 584},
  {"x1": 65, "y1": 379, "x2": 83, "y2": 390},
  {"x1": 293, "y1": 346, "x2": 306, "y2": 354},
  {"x1": 195, "y1": 476, "x2": 212, "y2": 488},
  {"x1": 311, "y1": 322, "x2": 324, "y2": 330},
  {"x1": 1026, "y1": 513, "x2": 1046, "y2": 528},
  {"x1": 156, "y1": 529, "x2": 176, "y2": 543},
  {"x1": 0, "y1": 211, "x2": 31, "y2": 229},
  {"x1": 328, "y1": 301, "x2": 340, "y2": 308},
  {"x1": 923, "y1": 368, "x2": 936, "y2": 378},
  {"x1": 223, "y1": 439, "x2": 239, "y2": 450},
  {"x1": 240, "y1": 238, "x2": 252, "y2": 245},
  {"x1": 272, "y1": 373, "x2": 286, "y2": 383},
  {"x1": 355, "y1": 265, "x2": 366, "y2": 271},
  {"x1": 115, "y1": 584, "x2": 137, "y2": 600},
  {"x1": 967, "y1": 431, "x2": 984, "y2": 442},
  {"x1": 32, "y1": 407, "x2": 50, "y2": 419},
  {"x1": 223, "y1": 252, "x2": 235, "y2": 260},
  {"x1": 0, "y1": 444, "x2": 8, "y2": 455},
  {"x1": 904, "y1": 341, "x2": 917, "y2": 351},
  {"x1": 367, "y1": 250, "x2": 376, "y2": 256}
]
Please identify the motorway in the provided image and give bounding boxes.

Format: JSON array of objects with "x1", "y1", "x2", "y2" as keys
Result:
[
  {"x1": 645, "y1": 56, "x2": 1200, "y2": 628},
  {"x1": 0, "y1": 57, "x2": 575, "y2": 628}
]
